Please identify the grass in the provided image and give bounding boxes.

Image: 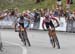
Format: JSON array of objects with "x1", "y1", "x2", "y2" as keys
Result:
[{"x1": 0, "y1": 0, "x2": 75, "y2": 11}]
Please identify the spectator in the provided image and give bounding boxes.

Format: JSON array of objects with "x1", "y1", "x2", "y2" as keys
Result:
[
  {"x1": 40, "y1": 8, "x2": 44, "y2": 17},
  {"x1": 70, "y1": 11, "x2": 75, "y2": 32},
  {"x1": 33, "y1": 9, "x2": 40, "y2": 29},
  {"x1": 59, "y1": 7, "x2": 64, "y2": 17},
  {"x1": 56, "y1": 0, "x2": 62, "y2": 8},
  {"x1": 14, "y1": 8, "x2": 20, "y2": 18},
  {"x1": 53, "y1": 8, "x2": 59, "y2": 17},
  {"x1": 9, "y1": 10, "x2": 17, "y2": 22},
  {"x1": 66, "y1": 0, "x2": 71, "y2": 9},
  {"x1": 66, "y1": 9, "x2": 73, "y2": 32}
]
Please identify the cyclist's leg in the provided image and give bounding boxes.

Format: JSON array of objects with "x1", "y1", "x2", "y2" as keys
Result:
[
  {"x1": 19, "y1": 32, "x2": 24, "y2": 41},
  {"x1": 50, "y1": 36, "x2": 55, "y2": 48},
  {"x1": 22, "y1": 31, "x2": 26, "y2": 46},
  {"x1": 52, "y1": 30, "x2": 60, "y2": 49},
  {"x1": 48, "y1": 28, "x2": 55, "y2": 48},
  {"x1": 54, "y1": 36, "x2": 60, "y2": 49},
  {"x1": 51, "y1": 32, "x2": 56, "y2": 48},
  {"x1": 19, "y1": 32, "x2": 23, "y2": 41},
  {"x1": 19, "y1": 31, "x2": 26, "y2": 45},
  {"x1": 24, "y1": 30, "x2": 31, "y2": 46}
]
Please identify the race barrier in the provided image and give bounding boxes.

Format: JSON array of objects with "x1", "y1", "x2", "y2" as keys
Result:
[
  {"x1": 0, "y1": 20, "x2": 14, "y2": 28},
  {"x1": 55, "y1": 17, "x2": 67, "y2": 31},
  {"x1": 0, "y1": 17, "x2": 75, "y2": 32}
]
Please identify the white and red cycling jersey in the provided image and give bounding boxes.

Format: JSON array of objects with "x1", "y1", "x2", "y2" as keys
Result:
[{"x1": 42, "y1": 14, "x2": 59, "y2": 29}]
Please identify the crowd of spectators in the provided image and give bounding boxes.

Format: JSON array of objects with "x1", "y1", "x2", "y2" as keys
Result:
[{"x1": 0, "y1": 7, "x2": 75, "y2": 32}]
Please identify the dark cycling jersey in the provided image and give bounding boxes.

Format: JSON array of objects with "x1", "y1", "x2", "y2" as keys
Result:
[
  {"x1": 45, "y1": 21, "x2": 55, "y2": 29},
  {"x1": 19, "y1": 23, "x2": 24, "y2": 28}
]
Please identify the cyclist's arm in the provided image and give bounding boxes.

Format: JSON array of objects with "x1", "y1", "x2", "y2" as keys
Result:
[
  {"x1": 24, "y1": 17, "x2": 30, "y2": 23},
  {"x1": 51, "y1": 17, "x2": 60, "y2": 27}
]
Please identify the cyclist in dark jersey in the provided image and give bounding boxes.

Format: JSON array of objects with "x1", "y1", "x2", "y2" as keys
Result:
[{"x1": 42, "y1": 15, "x2": 60, "y2": 49}]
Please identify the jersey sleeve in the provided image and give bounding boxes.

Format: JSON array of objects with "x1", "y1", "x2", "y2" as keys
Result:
[
  {"x1": 51, "y1": 17, "x2": 59, "y2": 25},
  {"x1": 17, "y1": 18, "x2": 19, "y2": 22}
]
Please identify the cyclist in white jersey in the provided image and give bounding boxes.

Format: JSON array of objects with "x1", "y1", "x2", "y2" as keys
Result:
[{"x1": 15, "y1": 15, "x2": 31, "y2": 46}]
